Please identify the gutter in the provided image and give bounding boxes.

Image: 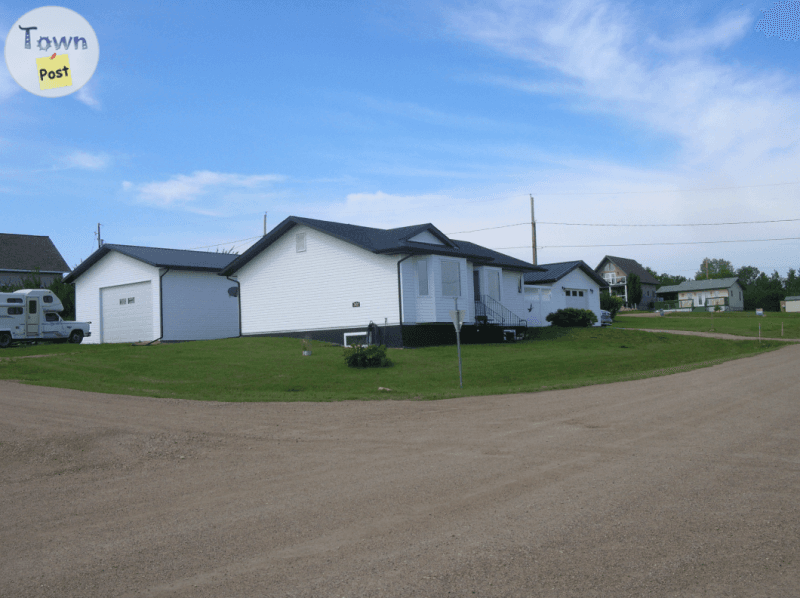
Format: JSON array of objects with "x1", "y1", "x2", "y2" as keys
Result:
[
  {"x1": 396, "y1": 255, "x2": 412, "y2": 343},
  {"x1": 227, "y1": 276, "x2": 242, "y2": 337}
]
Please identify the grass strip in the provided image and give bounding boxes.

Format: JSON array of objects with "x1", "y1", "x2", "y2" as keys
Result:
[{"x1": 615, "y1": 311, "x2": 800, "y2": 339}]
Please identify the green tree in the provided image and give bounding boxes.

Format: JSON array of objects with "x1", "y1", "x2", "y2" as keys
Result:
[
  {"x1": 786, "y1": 268, "x2": 800, "y2": 296},
  {"x1": 743, "y1": 271, "x2": 784, "y2": 311},
  {"x1": 695, "y1": 258, "x2": 735, "y2": 280},
  {"x1": 626, "y1": 273, "x2": 642, "y2": 308},
  {"x1": 600, "y1": 291, "x2": 624, "y2": 318},
  {"x1": 645, "y1": 267, "x2": 687, "y2": 287},
  {"x1": 736, "y1": 265, "x2": 761, "y2": 288}
]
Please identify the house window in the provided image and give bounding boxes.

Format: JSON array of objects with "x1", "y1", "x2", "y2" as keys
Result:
[
  {"x1": 579, "y1": 291, "x2": 584, "y2": 297},
  {"x1": 417, "y1": 260, "x2": 428, "y2": 296},
  {"x1": 119, "y1": 298, "x2": 126, "y2": 305},
  {"x1": 487, "y1": 270, "x2": 500, "y2": 301},
  {"x1": 605, "y1": 263, "x2": 614, "y2": 272},
  {"x1": 128, "y1": 297, "x2": 135, "y2": 304},
  {"x1": 441, "y1": 260, "x2": 461, "y2": 297},
  {"x1": 296, "y1": 232, "x2": 306, "y2": 253}
]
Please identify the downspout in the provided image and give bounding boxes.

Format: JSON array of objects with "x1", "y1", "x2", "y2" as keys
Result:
[
  {"x1": 227, "y1": 276, "x2": 241, "y2": 337},
  {"x1": 147, "y1": 267, "x2": 169, "y2": 345},
  {"x1": 396, "y1": 255, "x2": 413, "y2": 344}
]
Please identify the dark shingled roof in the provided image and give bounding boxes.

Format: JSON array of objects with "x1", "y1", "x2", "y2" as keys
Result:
[
  {"x1": 64, "y1": 244, "x2": 239, "y2": 283},
  {"x1": 0, "y1": 233, "x2": 70, "y2": 273},
  {"x1": 596, "y1": 255, "x2": 659, "y2": 285},
  {"x1": 524, "y1": 261, "x2": 609, "y2": 288},
  {"x1": 221, "y1": 216, "x2": 545, "y2": 275}
]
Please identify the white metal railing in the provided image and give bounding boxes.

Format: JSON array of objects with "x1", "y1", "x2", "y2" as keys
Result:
[{"x1": 603, "y1": 275, "x2": 627, "y2": 285}]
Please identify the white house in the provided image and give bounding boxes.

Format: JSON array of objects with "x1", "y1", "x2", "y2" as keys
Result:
[
  {"x1": 523, "y1": 261, "x2": 609, "y2": 326},
  {"x1": 782, "y1": 296, "x2": 800, "y2": 313},
  {"x1": 64, "y1": 245, "x2": 240, "y2": 344},
  {"x1": 219, "y1": 216, "x2": 544, "y2": 347},
  {"x1": 655, "y1": 277, "x2": 744, "y2": 312}
]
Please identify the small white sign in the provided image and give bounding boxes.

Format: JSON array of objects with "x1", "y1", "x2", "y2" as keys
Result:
[{"x1": 755, "y1": 308, "x2": 764, "y2": 316}]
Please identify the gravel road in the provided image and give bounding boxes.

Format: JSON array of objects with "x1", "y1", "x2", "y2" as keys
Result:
[{"x1": 2, "y1": 344, "x2": 799, "y2": 597}]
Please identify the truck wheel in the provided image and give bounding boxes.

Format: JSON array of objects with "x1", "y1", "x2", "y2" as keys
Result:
[
  {"x1": 0, "y1": 332, "x2": 11, "y2": 349},
  {"x1": 68, "y1": 330, "x2": 84, "y2": 344}
]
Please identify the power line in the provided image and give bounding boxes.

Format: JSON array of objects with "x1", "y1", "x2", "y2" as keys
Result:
[
  {"x1": 187, "y1": 235, "x2": 261, "y2": 250},
  {"x1": 491, "y1": 236, "x2": 800, "y2": 250},
  {"x1": 447, "y1": 222, "x2": 530, "y2": 234}
]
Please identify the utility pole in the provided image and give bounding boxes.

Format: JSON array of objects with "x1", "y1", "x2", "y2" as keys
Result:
[
  {"x1": 95, "y1": 223, "x2": 103, "y2": 249},
  {"x1": 530, "y1": 194, "x2": 537, "y2": 265}
]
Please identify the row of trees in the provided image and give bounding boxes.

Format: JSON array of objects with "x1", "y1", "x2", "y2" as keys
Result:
[{"x1": 0, "y1": 270, "x2": 76, "y2": 320}]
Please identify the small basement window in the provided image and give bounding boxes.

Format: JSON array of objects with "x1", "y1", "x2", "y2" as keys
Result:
[
  {"x1": 296, "y1": 232, "x2": 306, "y2": 253},
  {"x1": 343, "y1": 332, "x2": 368, "y2": 347}
]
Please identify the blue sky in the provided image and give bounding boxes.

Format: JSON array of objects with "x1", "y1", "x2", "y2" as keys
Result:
[{"x1": 2, "y1": 0, "x2": 799, "y2": 279}]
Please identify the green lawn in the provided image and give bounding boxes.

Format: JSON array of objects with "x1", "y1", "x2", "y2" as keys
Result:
[
  {"x1": 0, "y1": 328, "x2": 784, "y2": 402},
  {"x1": 615, "y1": 311, "x2": 800, "y2": 339}
]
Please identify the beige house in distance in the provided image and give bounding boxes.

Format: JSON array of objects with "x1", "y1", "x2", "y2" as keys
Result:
[{"x1": 656, "y1": 278, "x2": 744, "y2": 312}]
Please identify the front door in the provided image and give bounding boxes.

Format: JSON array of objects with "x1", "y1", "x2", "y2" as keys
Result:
[
  {"x1": 473, "y1": 270, "x2": 481, "y2": 301},
  {"x1": 26, "y1": 299, "x2": 39, "y2": 335}
]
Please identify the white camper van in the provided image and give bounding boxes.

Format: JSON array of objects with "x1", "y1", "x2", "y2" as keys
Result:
[{"x1": 0, "y1": 289, "x2": 91, "y2": 348}]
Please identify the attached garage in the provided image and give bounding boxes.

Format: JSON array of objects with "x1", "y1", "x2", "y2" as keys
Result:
[
  {"x1": 100, "y1": 282, "x2": 153, "y2": 343},
  {"x1": 64, "y1": 244, "x2": 240, "y2": 344}
]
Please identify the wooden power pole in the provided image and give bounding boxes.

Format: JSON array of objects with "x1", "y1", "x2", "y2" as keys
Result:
[{"x1": 530, "y1": 195, "x2": 537, "y2": 265}]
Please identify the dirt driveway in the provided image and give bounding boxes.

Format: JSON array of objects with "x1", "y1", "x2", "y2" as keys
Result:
[{"x1": 2, "y1": 345, "x2": 799, "y2": 597}]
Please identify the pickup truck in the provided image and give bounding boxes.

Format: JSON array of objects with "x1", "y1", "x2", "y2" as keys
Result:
[{"x1": 0, "y1": 289, "x2": 91, "y2": 348}]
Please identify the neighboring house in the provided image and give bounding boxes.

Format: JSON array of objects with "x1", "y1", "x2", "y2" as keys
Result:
[
  {"x1": 0, "y1": 233, "x2": 71, "y2": 287},
  {"x1": 655, "y1": 278, "x2": 744, "y2": 312},
  {"x1": 63, "y1": 244, "x2": 240, "y2": 344},
  {"x1": 781, "y1": 297, "x2": 800, "y2": 312},
  {"x1": 218, "y1": 216, "x2": 544, "y2": 348},
  {"x1": 595, "y1": 256, "x2": 659, "y2": 309},
  {"x1": 523, "y1": 261, "x2": 609, "y2": 327}
]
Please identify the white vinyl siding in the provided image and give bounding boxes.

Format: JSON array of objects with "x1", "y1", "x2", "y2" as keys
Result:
[
  {"x1": 161, "y1": 271, "x2": 239, "y2": 341},
  {"x1": 486, "y1": 269, "x2": 501, "y2": 301},
  {"x1": 74, "y1": 252, "x2": 160, "y2": 344},
  {"x1": 408, "y1": 231, "x2": 445, "y2": 245},
  {"x1": 237, "y1": 224, "x2": 401, "y2": 334}
]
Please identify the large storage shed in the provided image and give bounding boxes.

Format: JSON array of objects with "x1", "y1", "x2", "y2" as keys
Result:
[{"x1": 64, "y1": 245, "x2": 240, "y2": 344}]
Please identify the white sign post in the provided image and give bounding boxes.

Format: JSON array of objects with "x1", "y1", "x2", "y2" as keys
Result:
[{"x1": 450, "y1": 297, "x2": 466, "y2": 388}]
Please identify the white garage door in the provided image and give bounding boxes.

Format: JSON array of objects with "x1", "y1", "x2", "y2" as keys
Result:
[
  {"x1": 565, "y1": 289, "x2": 589, "y2": 310},
  {"x1": 101, "y1": 282, "x2": 154, "y2": 343}
]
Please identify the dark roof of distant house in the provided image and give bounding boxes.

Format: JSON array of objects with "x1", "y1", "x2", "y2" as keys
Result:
[
  {"x1": 596, "y1": 255, "x2": 660, "y2": 285},
  {"x1": 220, "y1": 216, "x2": 545, "y2": 275},
  {"x1": 785, "y1": 296, "x2": 800, "y2": 302},
  {"x1": 0, "y1": 233, "x2": 70, "y2": 273},
  {"x1": 523, "y1": 261, "x2": 609, "y2": 287},
  {"x1": 64, "y1": 244, "x2": 239, "y2": 283},
  {"x1": 655, "y1": 277, "x2": 741, "y2": 294}
]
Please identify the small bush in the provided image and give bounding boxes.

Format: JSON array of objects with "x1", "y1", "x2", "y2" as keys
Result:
[
  {"x1": 343, "y1": 344, "x2": 393, "y2": 368},
  {"x1": 600, "y1": 292, "x2": 625, "y2": 318},
  {"x1": 546, "y1": 308, "x2": 598, "y2": 327}
]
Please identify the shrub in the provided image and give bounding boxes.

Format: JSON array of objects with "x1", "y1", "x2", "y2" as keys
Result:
[
  {"x1": 600, "y1": 292, "x2": 624, "y2": 318},
  {"x1": 343, "y1": 344, "x2": 393, "y2": 368},
  {"x1": 546, "y1": 308, "x2": 598, "y2": 327}
]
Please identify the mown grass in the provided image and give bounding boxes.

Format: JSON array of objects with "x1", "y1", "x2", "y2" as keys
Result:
[
  {"x1": 615, "y1": 311, "x2": 800, "y2": 339},
  {"x1": 0, "y1": 328, "x2": 784, "y2": 402}
]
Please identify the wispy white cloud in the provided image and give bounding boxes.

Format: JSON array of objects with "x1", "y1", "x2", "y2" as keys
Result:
[
  {"x1": 446, "y1": 0, "x2": 800, "y2": 168},
  {"x1": 75, "y1": 85, "x2": 100, "y2": 109},
  {"x1": 123, "y1": 170, "x2": 286, "y2": 216},
  {"x1": 61, "y1": 150, "x2": 110, "y2": 170}
]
